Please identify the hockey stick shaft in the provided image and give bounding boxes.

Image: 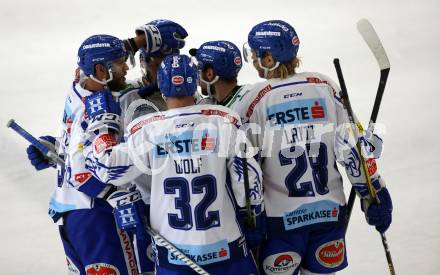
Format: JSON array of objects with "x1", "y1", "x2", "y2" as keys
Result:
[
  {"x1": 345, "y1": 18, "x2": 391, "y2": 229},
  {"x1": 241, "y1": 143, "x2": 256, "y2": 229},
  {"x1": 145, "y1": 226, "x2": 210, "y2": 275},
  {"x1": 334, "y1": 59, "x2": 396, "y2": 275},
  {"x1": 6, "y1": 119, "x2": 65, "y2": 166}
]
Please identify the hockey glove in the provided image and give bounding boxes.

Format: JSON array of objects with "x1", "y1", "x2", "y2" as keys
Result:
[
  {"x1": 85, "y1": 90, "x2": 121, "y2": 134},
  {"x1": 356, "y1": 179, "x2": 393, "y2": 234},
  {"x1": 147, "y1": 20, "x2": 187, "y2": 56},
  {"x1": 26, "y1": 135, "x2": 57, "y2": 170},
  {"x1": 135, "y1": 24, "x2": 162, "y2": 55},
  {"x1": 107, "y1": 189, "x2": 149, "y2": 241}
]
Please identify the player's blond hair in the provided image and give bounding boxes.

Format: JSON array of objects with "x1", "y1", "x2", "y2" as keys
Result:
[{"x1": 275, "y1": 57, "x2": 301, "y2": 79}]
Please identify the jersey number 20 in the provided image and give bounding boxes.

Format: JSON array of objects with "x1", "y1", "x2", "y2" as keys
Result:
[{"x1": 164, "y1": 175, "x2": 220, "y2": 230}]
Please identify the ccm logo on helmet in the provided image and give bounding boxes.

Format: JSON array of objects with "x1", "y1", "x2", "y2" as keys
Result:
[{"x1": 172, "y1": 76, "x2": 185, "y2": 85}]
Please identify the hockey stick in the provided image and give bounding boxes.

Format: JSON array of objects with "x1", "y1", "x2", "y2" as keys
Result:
[
  {"x1": 241, "y1": 142, "x2": 256, "y2": 229},
  {"x1": 345, "y1": 18, "x2": 391, "y2": 230},
  {"x1": 334, "y1": 59, "x2": 396, "y2": 275},
  {"x1": 145, "y1": 226, "x2": 210, "y2": 275},
  {"x1": 8, "y1": 119, "x2": 208, "y2": 274},
  {"x1": 6, "y1": 119, "x2": 65, "y2": 166}
]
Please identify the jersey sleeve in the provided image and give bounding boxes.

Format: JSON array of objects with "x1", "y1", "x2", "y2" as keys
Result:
[
  {"x1": 329, "y1": 76, "x2": 386, "y2": 196},
  {"x1": 81, "y1": 117, "x2": 150, "y2": 187},
  {"x1": 64, "y1": 107, "x2": 114, "y2": 197},
  {"x1": 226, "y1": 120, "x2": 263, "y2": 211}
]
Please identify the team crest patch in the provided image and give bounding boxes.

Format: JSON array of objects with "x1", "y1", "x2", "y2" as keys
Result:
[
  {"x1": 315, "y1": 239, "x2": 345, "y2": 268},
  {"x1": 263, "y1": 252, "x2": 300, "y2": 274},
  {"x1": 85, "y1": 263, "x2": 120, "y2": 275},
  {"x1": 74, "y1": 172, "x2": 92, "y2": 184}
]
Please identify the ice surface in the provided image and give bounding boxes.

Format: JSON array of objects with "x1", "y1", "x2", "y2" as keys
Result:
[{"x1": 1, "y1": 0, "x2": 439, "y2": 274}]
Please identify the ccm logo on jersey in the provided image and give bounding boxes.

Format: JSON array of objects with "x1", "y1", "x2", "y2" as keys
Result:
[
  {"x1": 315, "y1": 239, "x2": 345, "y2": 268},
  {"x1": 263, "y1": 252, "x2": 300, "y2": 274},
  {"x1": 85, "y1": 263, "x2": 120, "y2": 275}
]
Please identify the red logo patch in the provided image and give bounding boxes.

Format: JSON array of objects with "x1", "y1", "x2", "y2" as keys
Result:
[
  {"x1": 201, "y1": 132, "x2": 216, "y2": 151},
  {"x1": 274, "y1": 254, "x2": 293, "y2": 267},
  {"x1": 311, "y1": 101, "x2": 325, "y2": 118},
  {"x1": 292, "y1": 36, "x2": 300, "y2": 46},
  {"x1": 85, "y1": 263, "x2": 120, "y2": 275},
  {"x1": 234, "y1": 56, "x2": 242, "y2": 65},
  {"x1": 366, "y1": 158, "x2": 377, "y2": 176},
  {"x1": 219, "y1": 248, "x2": 228, "y2": 257},
  {"x1": 93, "y1": 134, "x2": 117, "y2": 154},
  {"x1": 74, "y1": 172, "x2": 92, "y2": 184},
  {"x1": 172, "y1": 75, "x2": 184, "y2": 85},
  {"x1": 316, "y1": 239, "x2": 345, "y2": 268}
]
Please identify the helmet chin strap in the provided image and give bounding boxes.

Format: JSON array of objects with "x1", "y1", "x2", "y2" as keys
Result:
[
  {"x1": 257, "y1": 58, "x2": 279, "y2": 79},
  {"x1": 198, "y1": 71, "x2": 219, "y2": 98},
  {"x1": 89, "y1": 66, "x2": 114, "y2": 86}
]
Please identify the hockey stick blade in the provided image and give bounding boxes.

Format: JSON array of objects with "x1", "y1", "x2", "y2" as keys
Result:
[
  {"x1": 357, "y1": 18, "x2": 390, "y2": 131},
  {"x1": 357, "y1": 19, "x2": 390, "y2": 70},
  {"x1": 7, "y1": 119, "x2": 65, "y2": 166}
]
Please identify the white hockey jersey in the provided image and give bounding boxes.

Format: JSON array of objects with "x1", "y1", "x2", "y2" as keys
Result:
[
  {"x1": 49, "y1": 82, "x2": 161, "y2": 221},
  {"x1": 226, "y1": 72, "x2": 383, "y2": 235},
  {"x1": 84, "y1": 104, "x2": 263, "y2": 267},
  {"x1": 49, "y1": 83, "x2": 97, "y2": 221}
]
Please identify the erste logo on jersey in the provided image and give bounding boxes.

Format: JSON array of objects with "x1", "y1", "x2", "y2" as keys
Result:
[
  {"x1": 315, "y1": 239, "x2": 345, "y2": 268},
  {"x1": 168, "y1": 239, "x2": 230, "y2": 266},
  {"x1": 283, "y1": 200, "x2": 339, "y2": 230},
  {"x1": 267, "y1": 98, "x2": 327, "y2": 127},
  {"x1": 263, "y1": 251, "x2": 300, "y2": 274},
  {"x1": 155, "y1": 129, "x2": 218, "y2": 157}
]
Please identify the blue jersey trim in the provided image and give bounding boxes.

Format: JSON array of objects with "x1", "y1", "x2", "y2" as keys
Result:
[
  {"x1": 77, "y1": 176, "x2": 108, "y2": 198},
  {"x1": 271, "y1": 81, "x2": 309, "y2": 90}
]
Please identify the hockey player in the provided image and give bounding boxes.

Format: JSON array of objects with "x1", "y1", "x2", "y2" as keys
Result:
[
  {"x1": 222, "y1": 20, "x2": 392, "y2": 274},
  {"x1": 80, "y1": 54, "x2": 263, "y2": 274},
  {"x1": 189, "y1": 40, "x2": 244, "y2": 107},
  {"x1": 119, "y1": 19, "x2": 188, "y2": 113},
  {"x1": 25, "y1": 22, "x2": 189, "y2": 274}
]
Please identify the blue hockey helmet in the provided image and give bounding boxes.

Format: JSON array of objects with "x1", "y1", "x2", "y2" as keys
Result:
[
  {"x1": 157, "y1": 54, "x2": 198, "y2": 97},
  {"x1": 189, "y1": 40, "x2": 242, "y2": 79},
  {"x1": 247, "y1": 20, "x2": 300, "y2": 64},
  {"x1": 77, "y1": 34, "x2": 127, "y2": 78}
]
